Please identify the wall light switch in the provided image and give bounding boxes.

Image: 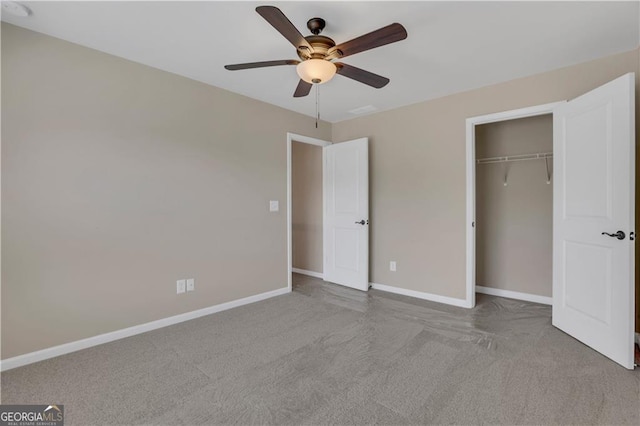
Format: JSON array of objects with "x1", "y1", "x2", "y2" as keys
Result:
[
  {"x1": 177, "y1": 279, "x2": 186, "y2": 294},
  {"x1": 186, "y1": 278, "x2": 195, "y2": 292},
  {"x1": 390, "y1": 261, "x2": 397, "y2": 272},
  {"x1": 269, "y1": 200, "x2": 279, "y2": 212}
]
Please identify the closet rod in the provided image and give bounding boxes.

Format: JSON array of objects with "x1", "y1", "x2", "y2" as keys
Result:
[{"x1": 476, "y1": 152, "x2": 553, "y2": 165}]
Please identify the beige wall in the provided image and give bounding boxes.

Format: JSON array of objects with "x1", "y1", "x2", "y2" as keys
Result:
[
  {"x1": 332, "y1": 48, "x2": 639, "y2": 300},
  {"x1": 1, "y1": 24, "x2": 331, "y2": 359},
  {"x1": 475, "y1": 115, "x2": 553, "y2": 297},
  {"x1": 291, "y1": 141, "x2": 323, "y2": 273}
]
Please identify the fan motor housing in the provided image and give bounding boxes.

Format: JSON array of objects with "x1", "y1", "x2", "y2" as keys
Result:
[{"x1": 297, "y1": 35, "x2": 336, "y2": 60}]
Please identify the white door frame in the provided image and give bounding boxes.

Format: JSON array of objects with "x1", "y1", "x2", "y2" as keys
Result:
[
  {"x1": 286, "y1": 132, "x2": 332, "y2": 291},
  {"x1": 465, "y1": 102, "x2": 564, "y2": 308}
]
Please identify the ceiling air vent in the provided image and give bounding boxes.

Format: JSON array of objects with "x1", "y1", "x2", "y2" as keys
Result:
[{"x1": 348, "y1": 105, "x2": 378, "y2": 115}]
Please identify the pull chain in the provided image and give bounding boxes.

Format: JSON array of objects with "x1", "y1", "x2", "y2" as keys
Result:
[{"x1": 315, "y1": 84, "x2": 319, "y2": 128}]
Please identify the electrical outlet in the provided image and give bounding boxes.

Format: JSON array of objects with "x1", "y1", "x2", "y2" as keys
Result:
[
  {"x1": 186, "y1": 278, "x2": 195, "y2": 292},
  {"x1": 177, "y1": 279, "x2": 186, "y2": 294},
  {"x1": 390, "y1": 261, "x2": 397, "y2": 272}
]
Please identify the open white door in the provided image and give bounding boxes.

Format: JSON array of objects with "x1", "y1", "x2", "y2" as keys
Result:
[
  {"x1": 323, "y1": 138, "x2": 369, "y2": 291},
  {"x1": 553, "y1": 73, "x2": 635, "y2": 369}
]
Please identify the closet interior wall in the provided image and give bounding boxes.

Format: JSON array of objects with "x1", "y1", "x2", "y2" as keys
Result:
[
  {"x1": 291, "y1": 141, "x2": 323, "y2": 274},
  {"x1": 475, "y1": 114, "x2": 553, "y2": 298}
]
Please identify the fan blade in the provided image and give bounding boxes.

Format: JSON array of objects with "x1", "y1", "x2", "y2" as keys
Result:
[
  {"x1": 329, "y1": 23, "x2": 407, "y2": 59},
  {"x1": 335, "y1": 63, "x2": 390, "y2": 88},
  {"x1": 225, "y1": 59, "x2": 299, "y2": 71},
  {"x1": 293, "y1": 79, "x2": 312, "y2": 97},
  {"x1": 256, "y1": 6, "x2": 314, "y2": 52}
]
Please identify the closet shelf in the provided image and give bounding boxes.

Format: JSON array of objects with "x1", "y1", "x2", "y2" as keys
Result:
[{"x1": 476, "y1": 152, "x2": 552, "y2": 164}]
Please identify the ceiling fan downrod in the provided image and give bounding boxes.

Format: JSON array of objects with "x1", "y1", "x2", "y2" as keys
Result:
[{"x1": 307, "y1": 17, "x2": 325, "y2": 35}]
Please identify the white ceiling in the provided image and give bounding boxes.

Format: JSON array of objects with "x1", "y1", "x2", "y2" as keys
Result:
[{"x1": 2, "y1": 1, "x2": 639, "y2": 122}]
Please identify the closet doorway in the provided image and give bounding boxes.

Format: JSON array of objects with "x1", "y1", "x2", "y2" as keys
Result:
[
  {"x1": 465, "y1": 102, "x2": 562, "y2": 308},
  {"x1": 474, "y1": 113, "x2": 554, "y2": 305}
]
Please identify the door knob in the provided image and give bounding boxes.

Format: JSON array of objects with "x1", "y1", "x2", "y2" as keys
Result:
[
  {"x1": 355, "y1": 220, "x2": 368, "y2": 225},
  {"x1": 602, "y1": 230, "x2": 625, "y2": 240}
]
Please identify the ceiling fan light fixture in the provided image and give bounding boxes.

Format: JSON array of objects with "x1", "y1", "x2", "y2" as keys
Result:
[{"x1": 296, "y1": 59, "x2": 336, "y2": 84}]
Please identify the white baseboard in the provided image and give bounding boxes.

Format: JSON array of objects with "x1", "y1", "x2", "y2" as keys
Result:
[
  {"x1": 291, "y1": 268, "x2": 323, "y2": 279},
  {"x1": 370, "y1": 282, "x2": 471, "y2": 308},
  {"x1": 0, "y1": 287, "x2": 290, "y2": 372},
  {"x1": 476, "y1": 285, "x2": 552, "y2": 305}
]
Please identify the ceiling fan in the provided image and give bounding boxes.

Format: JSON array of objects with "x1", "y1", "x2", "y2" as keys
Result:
[{"x1": 224, "y1": 6, "x2": 408, "y2": 98}]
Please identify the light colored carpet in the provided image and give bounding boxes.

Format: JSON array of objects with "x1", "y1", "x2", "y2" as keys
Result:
[{"x1": 2, "y1": 273, "x2": 639, "y2": 425}]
